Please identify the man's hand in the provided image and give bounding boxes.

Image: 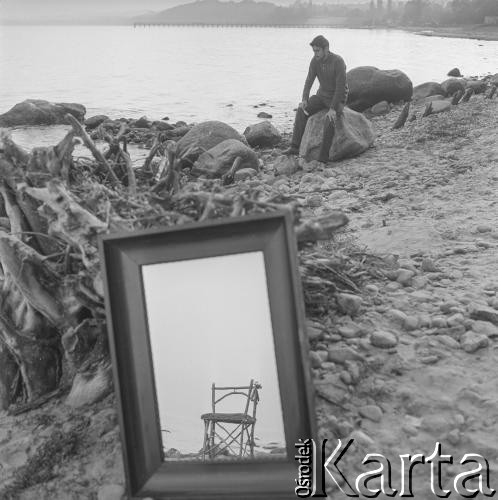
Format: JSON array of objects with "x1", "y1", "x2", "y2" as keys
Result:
[
  {"x1": 335, "y1": 102, "x2": 345, "y2": 117},
  {"x1": 299, "y1": 99, "x2": 308, "y2": 111},
  {"x1": 326, "y1": 108, "x2": 336, "y2": 121}
]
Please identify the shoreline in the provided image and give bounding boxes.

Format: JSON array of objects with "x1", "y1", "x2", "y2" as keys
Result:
[
  {"x1": 1, "y1": 21, "x2": 498, "y2": 41},
  {"x1": 397, "y1": 24, "x2": 498, "y2": 41},
  {"x1": 335, "y1": 22, "x2": 498, "y2": 41}
]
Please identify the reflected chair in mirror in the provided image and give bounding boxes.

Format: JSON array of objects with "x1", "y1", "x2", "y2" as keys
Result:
[{"x1": 201, "y1": 379, "x2": 262, "y2": 460}]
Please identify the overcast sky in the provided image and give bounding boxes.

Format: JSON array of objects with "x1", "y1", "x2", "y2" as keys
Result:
[
  {"x1": 0, "y1": 0, "x2": 182, "y2": 22},
  {"x1": 0, "y1": 0, "x2": 368, "y2": 23}
]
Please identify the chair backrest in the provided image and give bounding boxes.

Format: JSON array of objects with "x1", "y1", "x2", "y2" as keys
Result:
[{"x1": 211, "y1": 379, "x2": 262, "y2": 419}]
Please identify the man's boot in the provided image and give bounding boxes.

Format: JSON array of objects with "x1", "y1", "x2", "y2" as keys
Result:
[{"x1": 282, "y1": 145, "x2": 299, "y2": 156}]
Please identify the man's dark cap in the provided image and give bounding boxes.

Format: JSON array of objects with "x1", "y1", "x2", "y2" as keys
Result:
[{"x1": 310, "y1": 35, "x2": 329, "y2": 48}]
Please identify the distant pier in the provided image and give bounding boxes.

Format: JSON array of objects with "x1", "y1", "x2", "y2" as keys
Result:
[{"x1": 132, "y1": 22, "x2": 342, "y2": 28}]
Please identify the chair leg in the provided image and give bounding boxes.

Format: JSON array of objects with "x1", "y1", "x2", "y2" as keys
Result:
[
  {"x1": 209, "y1": 422, "x2": 216, "y2": 459},
  {"x1": 239, "y1": 425, "x2": 244, "y2": 457},
  {"x1": 249, "y1": 423, "x2": 255, "y2": 457},
  {"x1": 202, "y1": 420, "x2": 209, "y2": 461}
]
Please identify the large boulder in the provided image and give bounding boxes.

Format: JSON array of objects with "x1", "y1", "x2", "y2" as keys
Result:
[
  {"x1": 441, "y1": 78, "x2": 466, "y2": 96},
  {"x1": 176, "y1": 120, "x2": 247, "y2": 166},
  {"x1": 412, "y1": 82, "x2": 445, "y2": 101},
  {"x1": 0, "y1": 99, "x2": 86, "y2": 127},
  {"x1": 84, "y1": 114, "x2": 109, "y2": 129},
  {"x1": 346, "y1": 67, "x2": 413, "y2": 112},
  {"x1": 191, "y1": 139, "x2": 258, "y2": 178},
  {"x1": 299, "y1": 108, "x2": 375, "y2": 162},
  {"x1": 243, "y1": 121, "x2": 281, "y2": 148}
]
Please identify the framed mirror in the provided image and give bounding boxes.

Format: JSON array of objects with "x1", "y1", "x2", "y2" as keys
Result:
[{"x1": 99, "y1": 211, "x2": 316, "y2": 499}]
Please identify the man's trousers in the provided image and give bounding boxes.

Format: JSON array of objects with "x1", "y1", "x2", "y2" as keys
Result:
[{"x1": 290, "y1": 94, "x2": 336, "y2": 162}]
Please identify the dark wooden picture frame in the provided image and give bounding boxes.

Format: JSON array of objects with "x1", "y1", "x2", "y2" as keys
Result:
[{"x1": 99, "y1": 211, "x2": 316, "y2": 499}]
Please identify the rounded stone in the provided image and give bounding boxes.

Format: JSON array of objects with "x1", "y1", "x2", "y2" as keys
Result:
[
  {"x1": 403, "y1": 315, "x2": 420, "y2": 331},
  {"x1": 336, "y1": 293, "x2": 363, "y2": 317},
  {"x1": 338, "y1": 323, "x2": 362, "y2": 339},
  {"x1": 97, "y1": 484, "x2": 125, "y2": 500},
  {"x1": 310, "y1": 351, "x2": 323, "y2": 369},
  {"x1": 359, "y1": 405, "x2": 383, "y2": 422},
  {"x1": 460, "y1": 331, "x2": 489, "y2": 353},
  {"x1": 340, "y1": 371, "x2": 353, "y2": 385},
  {"x1": 328, "y1": 346, "x2": 365, "y2": 364},
  {"x1": 432, "y1": 316, "x2": 448, "y2": 328},
  {"x1": 446, "y1": 429, "x2": 461, "y2": 446},
  {"x1": 421, "y1": 258, "x2": 440, "y2": 272},
  {"x1": 446, "y1": 313, "x2": 465, "y2": 327},
  {"x1": 306, "y1": 194, "x2": 324, "y2": 208},
  {"x1": 370, "y1": 330, "x2": 398, "y2": 349},
  {"x1": 397, "y1": 269, "x2": 416, "y2": 286},
  {"x1": 388, "y1": 309, "x2": 408, "y2": 325}
]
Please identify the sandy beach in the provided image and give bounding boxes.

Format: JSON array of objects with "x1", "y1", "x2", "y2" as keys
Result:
[{"x1": 0, "y1": 90, "x2": 497, "y2": 498}]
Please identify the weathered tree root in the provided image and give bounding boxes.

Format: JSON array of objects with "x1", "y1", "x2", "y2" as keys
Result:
[{"x1": 0, "y1": 126, "x2": 352, "y2": 412}]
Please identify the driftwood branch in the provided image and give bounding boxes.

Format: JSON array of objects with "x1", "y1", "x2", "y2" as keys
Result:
[
  {"x1": 65, "y1": 114, "x2": 121, "y2": 186},
  {"x1": 0, "y1": 182, "x2": 28, "y2": 238},
  {"x1": 451, "y1": 90, "x2": 464, "y2": 105},
  {"x1": 142, "y1": 136, "x2": 162, "y2": 172},
  {"x1": 295, "y1": 211, "x2": 349, "y2": 243},
  {"x1": 461, "y1": 87, "x2": 474, "y2": 103},
  {"x1": 422, "y1": 102, "x2": 433, "y2": 118},
  {"x1": 486, "y1": 85, "x2": 497, "y2": 100},
  {"x1": 392, "y1": 102, "x2": 410, "y2": 130},
  {"x1": 0, "y1": 230, "x2": 64, "y2": 325},
  {"x1": 222, "y1": 156, "x2": 243, "y2": 185},
  {"x1": 120, "y1": 150, "x2": 137, "y2": 196},
  {"x1": 19, "y1": 181, "x2": 107, "y2": 269}
]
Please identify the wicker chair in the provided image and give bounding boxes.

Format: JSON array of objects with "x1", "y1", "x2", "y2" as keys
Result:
[{"x1": 200, "y1": 379, "x2": 261, "y2": 460}]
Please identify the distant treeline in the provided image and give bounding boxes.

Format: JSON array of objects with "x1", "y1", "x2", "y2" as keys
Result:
[
  {"x1": 134, "y1": 0, "x2": 498, "y2": 27},
  {"x1": 368, "y1": 0, "x2": 498, "y2": 26}
]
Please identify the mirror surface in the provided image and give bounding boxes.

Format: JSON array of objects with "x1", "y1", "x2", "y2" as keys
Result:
[{"x1": 142, "y1": 251, "x2": 287, "y2": 463}]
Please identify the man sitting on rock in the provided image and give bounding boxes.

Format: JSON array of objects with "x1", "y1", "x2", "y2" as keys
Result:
[{"x1": 283, "y1": 35, "x2": 348, "y2": 162}]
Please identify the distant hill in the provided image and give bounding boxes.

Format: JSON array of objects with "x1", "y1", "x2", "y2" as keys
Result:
[{"x1": 133, "y1": 0, "x2": 313, "y2": 25}]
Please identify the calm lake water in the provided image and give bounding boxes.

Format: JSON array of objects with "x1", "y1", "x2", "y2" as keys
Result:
[{"x1": 0, "y1": 25, "x2": 497, "y2": 144}]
